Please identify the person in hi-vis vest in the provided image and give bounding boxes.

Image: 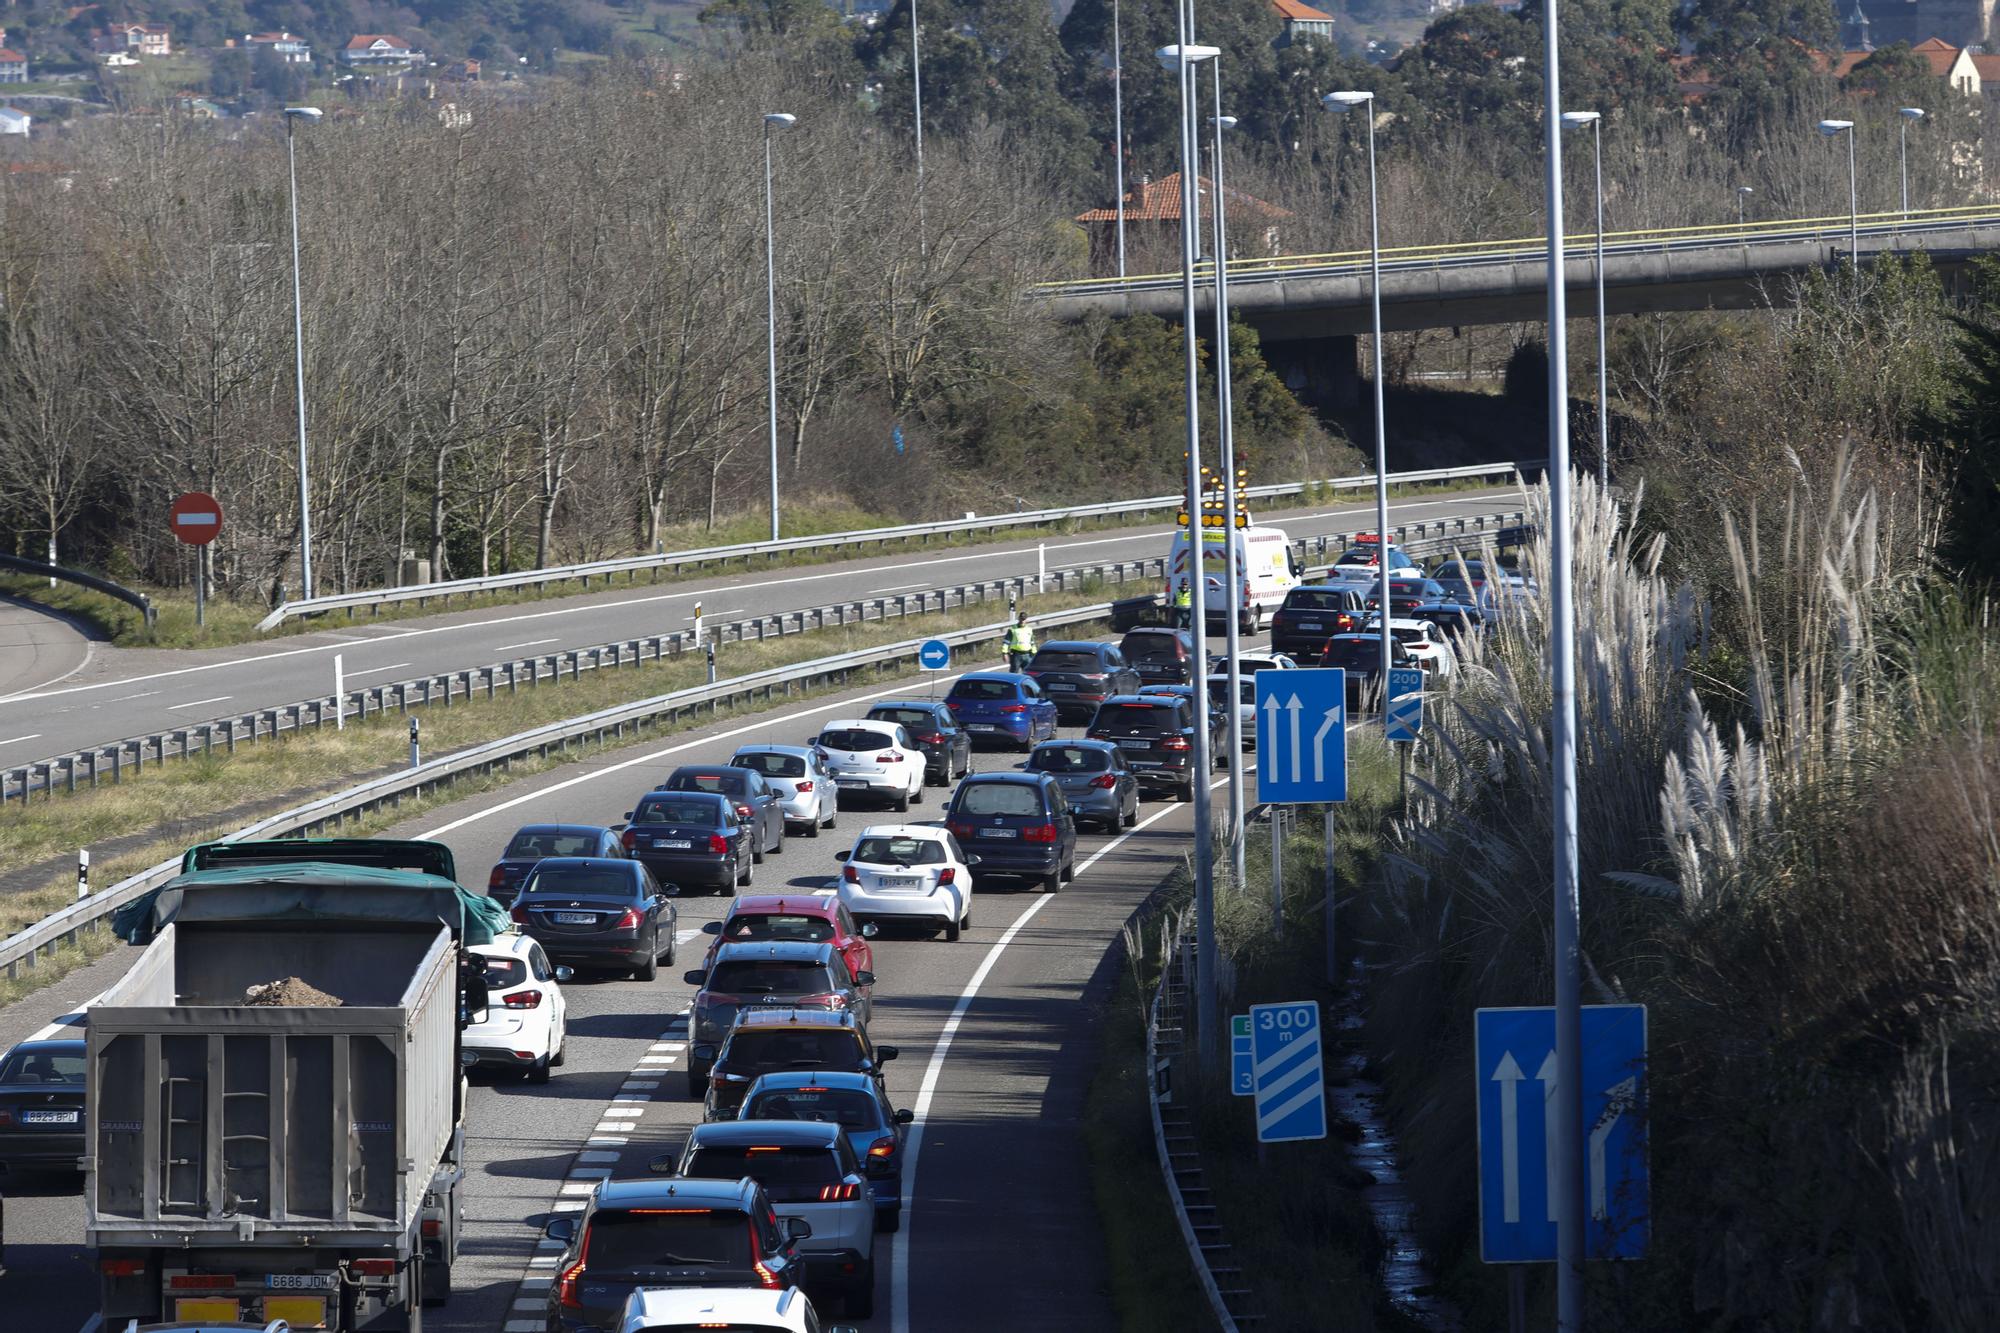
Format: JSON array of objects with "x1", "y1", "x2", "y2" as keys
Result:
[{"x1": 1005, "y1": 612, "x2": 1036, "y2": 673}]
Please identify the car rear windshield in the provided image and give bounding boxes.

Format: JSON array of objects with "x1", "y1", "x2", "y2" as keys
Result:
[
  {"x1": 1094, "y1": 703, "x2": 1181, "y2": 735},
  {"x1": 503, "y1": 830, "x2": 600, "y2": 859},
  {"x1": 721, "y1": 914, "x2": 835, "y2": 944},
  {"x1": 583, "y1": 1209, "x2": 750, "y2": 1273},
  {"x1": 1322, "y1": 638, "x2": 1389, "y2": 670},
  {"x1": 682, "y1": 1144, "x2": 842, "y2": 1201},
  {"x1": 852, "y1": 835, "x2": 948, "y2": 865},
  {"x1": 635, "y1": 798, "x2": 724, "y2": 826},
  {"x1": 477, "y1": 955, "x2": 527, "y2": 989},
  {"x1": 1028, "y1": 746, "x2": 1109, "y2": 774},
  {"x1": 953, "y1": 783, "x2": 1046, "y2": 817},
  {"x1": 1029, "y1": 650, "x2": 1102, "y2": 671},
  {"x1": 523, "y1": 866, "x2": 638, "y2": 898},
  {"x1": 669, "y1": 771, "x2": 746, "y2": 795},
  {"x1": 707, "y1": 960, "x2": 834, "y2": 994},
  {"x1": 1121, "y1": 636, "x2": 1184, "y2": 662},
  {"x1": 727, "y1": 1029, "x2": 864, "y2": 1071},
  {"x1": 743, "y1": 1087, "x2": 879, "y2": 1129},
  {"x1": 1283, "y1": 590, "x2": 1353, "y2": 611},
  {"x1": 732, "y1": 752, "x2": 806, "y2": 778},
  {"x1": 0, "y1": 1046, "x2": 84, "y2": 1084},
  {"x1": 819, "y1": 728, "x2": 895, "y2": 752},
  {"x1": 948, "y1": 679, "x2": 1017, "y2": 701},
  {"x1": 868, "y1": 708, "x2": 938, "y2": 731}
]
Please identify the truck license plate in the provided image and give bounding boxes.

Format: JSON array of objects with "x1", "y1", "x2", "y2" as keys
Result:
[
  {"x1": 267, "y1": 1273, "x2": 339, "y2": 1290},
  {"x1": 553, "y1": 911, "x2": 596, "y2": 925}
]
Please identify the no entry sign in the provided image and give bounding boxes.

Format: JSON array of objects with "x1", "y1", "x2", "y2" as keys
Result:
[{"x1": 169, "y1": 492, "x2": 223, "y2": 546}]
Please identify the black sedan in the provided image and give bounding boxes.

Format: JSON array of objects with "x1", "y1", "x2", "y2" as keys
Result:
[
  {"x1": 864, "y1": 700, "x2": 972, "y2": 784},
  {"x1": 510, "y1": 857, "x2": 679, "y2": 981},
  {"x1": 485, "y1": 822, "x2": 623, "y2": 906},
  {"x1": 658, "y1": 765, "x2": 786, "y2": 861},
  {"x1": 0, "y1": 1038, "x2": 86, "y2": 1175},
  {"x1": 623, "y1": 789, "x2": 757, "y2": 893}
]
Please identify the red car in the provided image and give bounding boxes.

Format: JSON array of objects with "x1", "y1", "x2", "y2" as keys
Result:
[{"x1": 697, "y1": 893, "x2": 876, "y2": 980}]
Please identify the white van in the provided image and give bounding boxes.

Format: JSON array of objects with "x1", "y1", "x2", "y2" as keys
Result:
[{"x1": 1168, "y1": 525, "x2": 1300, "y2": 633}]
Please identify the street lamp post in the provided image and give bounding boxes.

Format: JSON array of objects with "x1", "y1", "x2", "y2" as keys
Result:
[
  {"x1": 1818, "y1": 118, "x2": 1858, "y2": 267},
  {"x1": 1112, "y1": 0, "x2": 1127, "y2": 278},
  {"x1": 762, "y1": 112, "x2": 797, "y2": 544},
  {"x1": 1898, "y1": 106, "x2": 1926, "y2": 216},
  {"x1": 1736, "y1": 184, "x2": 1753, "y2": 228},
  {"x1": 1561, "y1": 110, "x2": 1608, "y2": 491},
  {"x1": 282, "y1": 107, "x2": 322, "y2": 600},
  {"x1": 1322, "y1": 89, "x2": 1391, "y2": 731},
  {"x1": 1209, "y1": 87, "x2": 1247, "y2": 894},
  {"x1": 1159, "y1": 37, "x2": 1221, "y2": 1071},
  {"x1": 911, "y1": 0, "x2": 925, "y2": 244}
]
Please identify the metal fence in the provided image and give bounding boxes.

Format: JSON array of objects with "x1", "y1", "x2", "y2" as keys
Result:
[
  {"x1": 0, "y1": 553, "x2": 155, "y2": 627},
  {"x1": 254, "y1": 461, "x2": 1535, "y2": 631}
]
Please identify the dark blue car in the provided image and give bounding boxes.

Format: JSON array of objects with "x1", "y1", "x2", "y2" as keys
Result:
[
  {"x1": 486, "y1": 823, "x2": 624, "y2": 906},
  {"x1": 944, "y1": 771, "x2": 1078, "y2": 893},
  {"x1": 735, "y1": 1069, "x2": 916, "y2": 1232},
  {"x1": 944, "y1": 673, "x2": 1059, "y2": 751}
]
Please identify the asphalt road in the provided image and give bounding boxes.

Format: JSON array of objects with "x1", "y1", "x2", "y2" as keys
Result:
[
  {"x1": 0, "y1": 645, "x2": 1296, "y2": 1332},
  {"x1": 0, "y1": 595, "x2": 95, "y2": 704},
  {"x1": 0, "y1": 487, "x2": 1517, "y2": 777}
]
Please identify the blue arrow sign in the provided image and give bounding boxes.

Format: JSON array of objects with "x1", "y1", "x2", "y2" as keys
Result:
[
  {"x1": 1474, "y1": 1004, "x2": 1649, "y2": 1263},
  {"x1": 1250, "y1": 1000, "x2": 1326, "y2": 1142},
  {"x1": 1385, "y1": 667, "x2": 1425, "y2": 744},
  {"x1": 917, "y1": 639, "x2": 951, "y2": 671},
  {"x1": 1230, "y1": 1014, "x2": 1254, "y2": 1097},
  {"x1": 1254, "y1": 668, "x2": 1347, "y2": 804}
]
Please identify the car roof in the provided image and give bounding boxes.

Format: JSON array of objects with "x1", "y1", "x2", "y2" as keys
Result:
[
  {"x1": 1035, "y1": 640, "x2": 1103, "y2": 652},
  {"x1": 731, "y1": 744, "x2": 819, "y2": 758},
  {"x1": 526, "y1": 856, "x2": 635, "y2": 872},
  {"x1": 639, "y1": 788, "x2": 728, "y2": 804},
  {"x1": 4, "y1": 1037, "x2": 86, "y2": 1055},
  {"x1": 623, "y1": 1287, "x2": 809, "y2": 1326},
  {"x1": 711, "y1": 940, "x2": 835, "y2": 963},
  {"x1": 1102, "y1": 693, "x2": 1181, "y2": 706},
  {"x1": 954, "y1": 671, "x2": 1026, "y2": 684},
  {"x1": 743, "y1": 1069, "x2": 879, "y2": 1094},
  {"x1": 820, "y1": 717, "x2": 902, "y2": 731},
  {"x1": 726, "y1": 894, "x2": 840, "y2": 916},
  {"x1": 510, "y1": 822, "x2": 607, "y2": 837},
  {"x1": 667, "y1": 764, "x2": 753, "y2": 778},
  {"x1": 854, "y1": 823, "x2": 949, "y2": 840},
  {"x1": 866, "y1": 699, "x2": 945, "y2": 711},
  {"x1": 953, "y1": 770, "x2": 1053, "y2": 787},
  {"x1": 593, "y1": 1175, "x2": 758, "y2": 1210},
  {"x1": 1033, "y1": 737, "x2": 1119, "y2": 752},
  {"x1": 732, "y1": 1007, "x2": 860, "y2": 1031},
  {"x1": 469, "y1": 933, "x2": 536, "y2": 959},
  {"x1": 686, "y1": 1119, "x2": 845, "y2": 1149}
]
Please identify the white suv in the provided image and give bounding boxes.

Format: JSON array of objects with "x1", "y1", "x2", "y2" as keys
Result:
[
  {"x1": 618, "y1": 1286, "x2": 849, "y2": 1333},
  {"x1": 811, "y1": 720, "x2": 925, "y2": 812},
  {"x1": 669, "y1": 1119, "x2": 878, "y2": 1319},
  {"x1": 462, "y1": 932, "x2": 569, "y2": 1083}
]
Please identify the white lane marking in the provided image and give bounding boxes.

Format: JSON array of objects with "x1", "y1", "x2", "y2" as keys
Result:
[
  {"x1": 110, "y1": 691, "x2": 157, "y2": 702},
  {"x1": 869, "y1": 582, "x2": 930, "y2": 593},
  {"x1": 887, "y1": 775, "x2": 1227, "y2": 1333},
  {"x1": 345, "y1": 660, "x2": 413, "y2": 678},
  {"x1": 0, "y1": 488, "x2": 1512, "y2": 709},
  {"x1": 497, "y1": 638, "x2": 561, "y2": 652},
  {"x1": 166, "y1": 694, "x2": 232, "y2": 711},
  {"x1": 0, "y1": 732, "x2": 42, "y2": 746}
]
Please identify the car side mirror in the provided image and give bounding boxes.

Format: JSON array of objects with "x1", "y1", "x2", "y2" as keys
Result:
[
  {"x1": 700, "y1": 921, "x2": 721, "y2": 935},
  {"x1": 622, "y1": 811, "x2": 633, "y2": 821},
  {"x1": 783, "y1": 1216, "x2": 813, "y2": 1242},
  {"x1": 692, "y1": 1043, "x2": 717, "y2": 1063},
  {"x1": 662, "y1": 883, "x2": 680, "y2": 897},
  {"x1": 543, "y1": 1215, "x2": 577, "y2": 1243},
  {"x1": 553, "y1": 966, "x2": 574, "y2": 983},
  {"x1": 876, "y1": 1045, "x2": 899, "y2": 1062},
  {"x1": 860, "y1": 922, "x2": 880, "y2": 938},
  {"x1": 648, "y1": 1153, "x2": 678, "y2": 1175},
  {"x1": 854, "y1": 970, "x2": 875, "y2": 987},
  {"x1": 683, "y1": 970, "x2": 707, "y2": 986},
  {"x1": 832, "y1": 849, "x2": 848, "y2": 861},
  {"x1": 965, "y1": 854, "x2": 982, "y2": 866},
  {"x1": 893, "y1": 1108, "x2": 915, "y2": 1125}
]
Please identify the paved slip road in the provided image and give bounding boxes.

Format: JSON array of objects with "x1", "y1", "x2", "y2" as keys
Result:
[
  {"x1": 0, "y1": 487, "x2": 1518, "y2": 777},
  {"x1": 0, "y1": 638, "x2": 1309, "y2": 1332},
  {"x1": 0, "y1": 595, "x2": 95, "y2": 706}
]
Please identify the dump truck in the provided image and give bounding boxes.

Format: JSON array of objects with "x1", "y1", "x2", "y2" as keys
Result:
[{"x1": 88, "y1": 839, "x2": 506, "y2": 1332}]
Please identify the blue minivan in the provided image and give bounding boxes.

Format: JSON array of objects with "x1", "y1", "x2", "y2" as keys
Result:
[
  {"x1": 943, "y1": 673, "x2": 1059, "y2": 751},
  {"x1": 943, "y1": 771, "x2": 1077, "y2": 893}
]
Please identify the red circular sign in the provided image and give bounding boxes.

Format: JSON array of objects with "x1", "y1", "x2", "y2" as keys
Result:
[{"x1": 169, "y1": 491, "x2": 223, "y2": 546}]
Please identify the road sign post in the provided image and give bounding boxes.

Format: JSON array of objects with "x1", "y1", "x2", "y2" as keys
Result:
[
  {"x1": 918, "y1": 638, "x2": 951, "y2": 671},
  {"x1": 1250, "y1": 1000, "x2": 1326, "y2": 1143},
  {"x1": 1230, "y1": 1014, "x2": 1254, "y2": 1096},
  {"x1": 1385, "y1": 666, "x2": 1425, "y2": 744},
  {"x1": 1474, "y1": 1004, "x2": 1649, "y2": 1264},
  {"x1": 1254, "y1": 668, "x2": 1348, "y2": 806},
  {"x1": 169, "y1": 491, "x2": 223, "y2": 629}
]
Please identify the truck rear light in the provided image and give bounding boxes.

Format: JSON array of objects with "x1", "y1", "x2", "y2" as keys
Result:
[
  {"x1": 503, "y1": 989, "x2": 543, "y2": 1009},
  {"x1": 169, "y1": 1274, "x2": 233, "y2": 1290},
  {"x1": 1090, "y1": 773, "x2": 1119, "y2": 789},
  {"x1": 1023, "y1": 824, "x2": 1059, "y2": 844},
  {"x1": 351, "y1": 1259, "x2": 397, "y2": 1277},
  {"x1": 843, "y1": 865, "x2": 859, "y2": 883},
  {"x1": 937, "y1": 867, "x2": 955, "y2": 884},
  {"x1": 817, "y1": 1182, "x2": 861, "y2": 1201},
  {"x1": 708, "y1": 834, "x2": 731, "y2": 854},
  {"x1": 99, "y1": 1259, "x2": 145, "y2": 1277},
  {"x1": 422, "y1": 1219, "x2": 441, "y2": 1237}
]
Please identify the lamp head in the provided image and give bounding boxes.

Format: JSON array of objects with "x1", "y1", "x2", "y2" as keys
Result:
[
  {"x1": 763, "y1": 112, "x2": 797, "y2": 130},
  {"x1": 1559, "y1": 110, "x2": 1600, "y2": 128},
  {"x1": 1156, "y1": 44, "x2": 1220, "y2": 71},
  {"x1": 1214, "y1": 115, "x2": 1238, "y2": 131},
  {"x1": 1737, "y1": 185, "x2": 1754, "y2": 195},
  {"x1": 1899, "y1": 106, "x2": 1927, "y2": 120},
  {"x1": 1817, "y1": 119, "x2": 1854, "y2": 136},
  {"x1": 1323, "y1": 90, "x2": 1373, "y2": 110},
  {"x1": 282, "y1": 106, "x2": 323, "y2": 122}
]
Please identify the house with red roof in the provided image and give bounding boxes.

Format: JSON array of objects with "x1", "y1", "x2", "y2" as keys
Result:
[
  {"x1": 1075, "y1": 172, "x2": 1294, "y2": 275},
  {"x1": 245, "y1": 32, "x2": 313, "y2": 64},
  {"x1": 0, "y1": 49, "x2": 27, "y2": 83},
  {"x1": 343, "y1": 34, "x2": 426, "y2": 68},
  {"x1": 94, "y1": 23, "x2": 171, "y2": 57},
  {"x1": 1273, "y1": 0, "x2": 1336, "y2": 47}
]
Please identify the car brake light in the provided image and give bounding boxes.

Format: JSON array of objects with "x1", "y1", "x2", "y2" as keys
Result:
[
  {"x1": 557, "y1": 1255, "x2": 586, "y2": 1308},
  {"x1": 612, "y1": 908, "x2": 643, "y2": 930},
  {"x1": 876, "y1": 752, "x2": 903, "y2": 762},
  {"x1": 503, "y1": 989, "x2": 543, "y2": 1009},
  {"x1": 913, "y1": 732, "x2": 943, "y2": 744},
  {"x1": 843, "y1": 865, "x2": 859, "y2": 883},
  {"x1": 488, "y1": 865, "x2": 506, "y2": 889},
  {"x1": 818, "y1": 1182, "x2": 861, "y2": 1201},
  {"x1": 708, "y1": 834, "x2": 731, "y2": 854},
  {"x1": 946, "y1": 700, "x2": 964, "y2": 710},
  {"x1": 621, "y1": 828, "x2": 639, "y2": 851},
  {"x1": 947, "y1": 821, "x2": 974, "y2": 838},
  {"x1": 0, "y1": 1110, "x2": 11, "y2": 1125},
  {"x1": 795, "y1": 780, "x2": 814, "y2": 793},
  {"x1": 1000, "y1": 705, "x2": 1026, "y2": 714},
  {"x1": 938, "y1": 867, "x2": 955, "y2": 884},
  {"x1": 169, "y1": 1274, "x2": 233, "y2": 1290},
  {"x1": 1161, "y1": 736, "x2": 1191, "y2": 751},
  {"x1": 99, "y1": 1259, "x2": 144, "y2": 1277},
  {"x1": 1090, "y1": 773, "x2": 1119, "y2": 789},
  {"x1": 735, "y1": 803, "x2": 753, "y2": 818},
  {"x1": 868, "y1": 1135, "x2": 897, "y2": 1159},
  {"x1": 1023, "y1": 823, "x2": 1059, "y2": 843},
  {"x1": 510, "y1": 906, "x2": 527, "y2": 924}
]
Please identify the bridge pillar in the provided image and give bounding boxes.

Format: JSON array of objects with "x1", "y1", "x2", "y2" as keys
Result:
[{"x1": 1264, "y1": 334, "x2": 1360, "y2": 415}]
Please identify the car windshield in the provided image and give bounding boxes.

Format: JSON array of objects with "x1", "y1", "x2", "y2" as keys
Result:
[
  {"x1": 732, "y1": 752, "x2": 806, "y2": 778},
  {"x1": 1121, "y1": 636, "x2": 1183, "y2": 663},
  {"x1": 0, "y1": 1045, "x2": 84, "y2": 1084},
  {"x1": 682, "y1": 1143, "x2": 842, "y2": 1201},
  {"x1": 852, "y1": 836, "x2": 948, "y2": 865},
  {"x1": 723, "y1": 914, "x2": 835, "y2": 944},
  {"x1": 743, "y1": 1087, "x2": 880, "y2": 1129},
  {"x1": 1210, "y1": 680, "x2": 1256, "y2": 706},
  {"x1": 1387, "y1": 626, "x2": 1427, "y2": 645},
  {"x1": 954, "y1": 783, "x2": 1046, "y2": 817},
  {"x1": 1028, "y1": 746, "x2": 1109, "y2": 774},
  {"x1": 524, "y1": 866, "x2": 638, "y2": 898},
  {"x1": 819, "y1": 728, "x2": 895, "y2": 752},
  {"x1": 948, "y1": 680, "x2": 1017, "y2": 701},
  {"x1": 707, "y1": 960, "x2": 834, "y2": 994},
  {"x1": 1284, "y1": 590, "x2": 1352, "y2": 611},
  {"x1": 635, "y1": 798, "x2": 722, "y2": 826},
  {"x1": 1095, "y1": 704, "x2": 1181, "y2": 735},
  {"x1": 727, "y1": 1029, "x2": 864, "y2": 1071},
  {"x1": 503, "y1": 830, "x2": 600, "y2": 859},
  {"x1": 868, "y1": 708, "x2": 938, "y2": 730},
  {"x1": 1434, "y1": 578, "x2": 1476, "y2": 601},
  {"x1": 669, "y1": 771, "x2": 746, "y2": 795},
  {"x1": 1029, "y1": 650, "x2": 1101, "y2": 671},
  {"x1": 583, "y1": 1209, "x2": 749, "y2": 1273},
  {"x1": 476, "y1": 955, "x2": 527, "y2": 989},
  {"x1": 1322, "y1": 638, "x2": 1391, "y2": 670}
]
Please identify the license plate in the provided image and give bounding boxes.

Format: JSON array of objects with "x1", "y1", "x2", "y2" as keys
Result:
[
  {"x1": 1297, "y1": 622, "x2": 1323, "y2": 631},
  {"x1": 979, "y1": 827, "x2": 1019, "y2": 839},
  {"x1": 654, "y1": 838, "x2": 692, "y2": 850},
  {"x1": 267, "y1": 1273, "x2": 339, "y2": 1290},
  {"x1": 967, "y1": 724, "x2": 997, "y2": 732},
  {"x1": 837, "y1": 778, "x2": 867, "y2": 788},
  {"x1": 265, "y1": 1296, "x2": 329, "y2": 1326},
  {"x1": 1047, "y1": 683, "x2": 1075, "y2": 691},
  {"x1": 880, "y1": 876, "x2": 923, "y2": 890},
  {"x1": 1116, "y1": 738, "x2": 1153, "y2": 750},
  {"x1": 22, "y1": 1109, "x2": 77, "y2": 1124},
  {"x1": 553, "y1": 911, "x2": 595, "y2": 925}
]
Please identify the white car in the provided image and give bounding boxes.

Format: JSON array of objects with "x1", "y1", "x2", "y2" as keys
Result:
[
  {"x1": 1206, "y1": 673, "x2": 1258, "y2": 747},
  {"x1": 1226, "y1": 652, "x2": 1296, "y2": 675},
  {"x1": 732, "y1": 744, "x2": 839, "y2": 837},
  {"x1": 835, "y1": 823, "x2": 974, "y2": 941},
  {"x1": 462, "y1": 932, "x2": 569, "y2": 1083},
  {"x1": 1333, "y1": 539, "x2": 1423, "y2": 580},
  {"x1": 1362, "y1": 615, "x2": 1458, "y2": 680},
  {"x1": 673, "y1": 1119, "x2": 878, "y2": 1319},
  {"x1": 618, "y1": 1286, "x2": 840, "y2": 1333},
  {"x1": 812, "y1": 720, "x2": 925, "y2": 812}
]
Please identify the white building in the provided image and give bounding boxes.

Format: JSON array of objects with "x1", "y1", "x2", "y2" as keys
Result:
[
  {"x1": 0, "y1": 107, "x2": 32, "y2": 137},
  {"x1": 342, "y1": 34, "x2": 425, "y2": 67}
]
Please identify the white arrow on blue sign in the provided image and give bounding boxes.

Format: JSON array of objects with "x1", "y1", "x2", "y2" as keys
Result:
[
  {"x1": 1230, "y1": 1014, "x2": 1254, "y2": 1097},
  {"x1": 1250, "y1": 1000, "x2": 1326, "y2": 1142},
  {"x1": 1254, "y1": 668, "x2": 1347, "y2": 805},
  {"x1": 1474, "y1": 1004, "x2": 1649, "y2": 1263},
  {"x1": 918, "y1": 639, "x2": 951, "y2": 671},
  {"x1": 1385, "y1": 666, "x2": 1426, "y2": 744}
]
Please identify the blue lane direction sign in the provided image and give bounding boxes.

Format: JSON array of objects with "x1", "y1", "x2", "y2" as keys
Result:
[
  {"x1": 1254, "y1": 668, "x2": 1347, "y2": 804},
  {"x1": 918, "y1": 638, "x2": 951, "y2": 671},
  {"x1": 1385, "y1": 666, "x2": 1426, "y2": 744},
  {"x1": 1474, "y1": 1004, "x2": 1649, "y2": 1263},
  {"x1": 1230, "y1": 1015, "x2": 1254, "y2": 1096},
  {"x1": 1250, "y1": 1000, "x2": 1326, "y2": 1143}
]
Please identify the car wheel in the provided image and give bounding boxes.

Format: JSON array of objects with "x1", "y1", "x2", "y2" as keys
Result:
[
  {"x1": 825, "y1": 807, "x2": 837, "y2": 831},
  {"x1": 527, "y1": 1054, "x2": 551, "y2": 1085},
  {"x1": 770, "y1": 826, "x2": 785, "y2": 855},
  {"x1": 1177, "y1": 782, "x2": 1193, "y2": 804},
  {"x1": 1123, "y1": 797, "x2": 1139, "y2": 828},
  {"x1": 1042, "y1": 870, "x2": 1062, "y2": 894},
  {"x1": 752, "y1": 838, "x2": 765, "y2": 865},
  {"x1": 1061, "y1": 857, "x2": 1076, "y2": 883},
  {"x1": 550, "y1": 1024, "x2": 566, "y2": 1067},
  {"x1": 848, "y1": 1265, "x2": 876, "y2": 1320},
  {"x1": 664, "y1": 933, "x2": 677, "y2": 967},
  {"x1": 635, "y1": 947, "x2": 659, "y2": 983},
  {"x1": 944, "y1": 913, "x2": 961, "y2": 942},
  {"x1": 880, "y1": 1206, "x2": 903, "y2": 1234},
  {"x1": 911, "y1": 782, "x2": 924, "y2": 806},
  {"x1": 736, "y1": 855, "x2": 752, "y2": 888},
  {"x1": 894, "y1": 789, "x2": 910, "y2": 813},
  {"x1": 804, "y1": 815, "x2": 820, "y2": 839},
  {"x1": 686, "y1": 1071, "x2": 706, "y2": 1099}
]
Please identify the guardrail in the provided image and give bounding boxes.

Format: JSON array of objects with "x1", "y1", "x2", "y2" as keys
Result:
[
  {"x1": 253, "y1": 462, "x2": 1535, "y2": 631},
  {"x1": 3, "y1": 509, "x2": 1530, "y2": 806},
  {"x1": 0, "y1": 553, "x2": 155, "y2": 628},
  {"x1": 0, "y1": 602, "x2": 1120, "y2": 981}
]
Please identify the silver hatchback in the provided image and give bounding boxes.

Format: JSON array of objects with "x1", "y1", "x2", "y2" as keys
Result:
[
  {"x1": 1021, "y1": 739, "x2": 1139, "y2": 833},
  {"x1": 732, "y1": 745, "x2": 839, "y2": 837}
]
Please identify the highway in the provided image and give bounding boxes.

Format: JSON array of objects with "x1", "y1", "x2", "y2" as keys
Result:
[
  {"x1": 0, "y1": 487, "x2": 1511, "y2": 777},
  {"x1": 0, "y1": 645, "x2": 1299, "y2": 1332}
]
